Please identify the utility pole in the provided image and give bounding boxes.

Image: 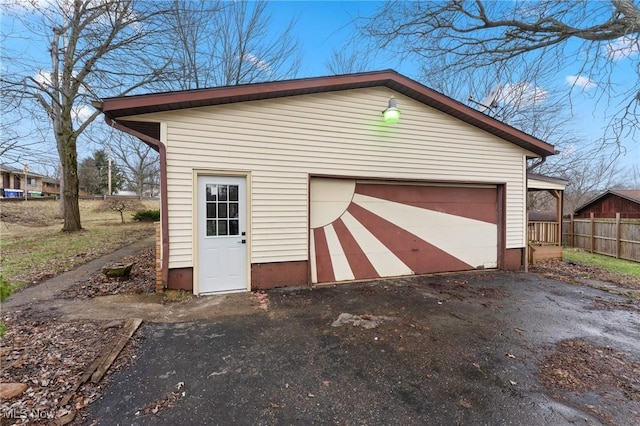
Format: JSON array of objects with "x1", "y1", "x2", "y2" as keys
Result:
[
  {"x1": 23, "y1": 163, "x2": 28, "y2": 201},
  {"x1": 107, "y1": 146, "x2": 112, "y2": 196}
]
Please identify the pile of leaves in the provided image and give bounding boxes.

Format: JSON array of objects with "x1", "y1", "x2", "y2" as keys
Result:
[
  {"x1": 530, "y1": 259, "x2": 640, "y2": 290},
  {"x1": 61, "y1": 247, "x2": 156, "y2": 299},
  {"x1": 538, "y1": 339, "x2": 640, "y2": 423},
  {"x1": 0, "y1": 313, "x2": 139, "y2": 424},
  {"x1": 539, "y1": 339, "x2": 640, "y2": 395}
]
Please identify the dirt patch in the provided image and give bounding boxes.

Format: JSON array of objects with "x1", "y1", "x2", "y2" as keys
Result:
[
  {"x1": 538, "y1": 339, "x2": 640, "y2": 424},
  {"x1": 589, "y1": 296, "x2": 640, "y2": 312},
  {"x1": 530, "y1": 258, "x2": 640, "y2": 290},
  {"x1": 0, "y1": 313, "x2": 141, "y2": 425},
  {"x1": 424, "y1": 276, "x2": 508, "y2": 302},
  {"x1": 59, "y1": 247, "x2": 156, "y2": 299}
]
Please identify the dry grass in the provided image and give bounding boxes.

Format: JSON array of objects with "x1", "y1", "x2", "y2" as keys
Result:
[{"x1": 0, "y1": 199, "x2": 158, "y2": 289}]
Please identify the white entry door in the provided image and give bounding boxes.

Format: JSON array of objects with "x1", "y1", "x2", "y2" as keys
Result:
[{"x1": 197, "y1": 176, "x2": 247, "y2": 294}]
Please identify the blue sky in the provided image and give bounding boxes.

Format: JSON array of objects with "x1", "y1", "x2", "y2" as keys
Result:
[{"x1": 2, "y1": 0, "x2": 638, "y2": 173}]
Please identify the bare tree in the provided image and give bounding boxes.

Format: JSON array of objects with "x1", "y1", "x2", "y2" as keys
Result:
[
  {"x1": 99, "y1": 198, "x2": 144, "y2": 224},
  {"x1": 325, "y1": 48, "x2": 375, "y2": 75},
  {"x1": 1, "y1": 0, "x2": 172, "y2": 232},
  {"x1": 110, "y1": 132, "x2": 159, "y2": 199},
  {"x1": 361, "y1": 0, "x2": 640, "y2": 148},
  {"x1": 624, "y1": 164, "x2": 640, "y2": 188},
  {"x1": 161, "y1": 0, "x2": 301, "y2": 90}
]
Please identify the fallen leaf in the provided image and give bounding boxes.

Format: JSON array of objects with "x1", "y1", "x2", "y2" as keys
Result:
[
  {"x1": 307, "y1": 393, "x2": 315, "y2": 398},
  {"x1": 506, "y1": 353, "x2": 516, "y2": 359}
]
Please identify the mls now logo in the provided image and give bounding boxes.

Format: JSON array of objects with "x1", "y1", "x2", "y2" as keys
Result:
[{"x1": 2, "y1": 408, "x2": 55, "y2": 420}]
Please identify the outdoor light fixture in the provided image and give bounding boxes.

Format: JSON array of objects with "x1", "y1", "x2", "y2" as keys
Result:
[{"x1": 382, "y1": 96, "x2": 401, "y2": 123}]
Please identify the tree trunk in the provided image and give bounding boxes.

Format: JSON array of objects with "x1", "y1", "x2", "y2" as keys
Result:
[{"x1": 59, "y1": 126, "x2": 82, "y2": 232}]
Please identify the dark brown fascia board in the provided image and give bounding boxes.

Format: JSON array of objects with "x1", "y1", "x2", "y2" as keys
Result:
[{"x1": 99, "y1": 70, "x2": 555, "y2": 157}]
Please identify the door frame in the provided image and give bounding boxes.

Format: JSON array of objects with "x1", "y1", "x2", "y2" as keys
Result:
[{"x1": 193, "y1": 170, "x2": 251, "y2": 295}]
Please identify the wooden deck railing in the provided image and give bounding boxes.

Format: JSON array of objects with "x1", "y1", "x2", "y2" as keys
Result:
[{"x1": 528, "y1": 221, "x2": 560, "y2": 245}]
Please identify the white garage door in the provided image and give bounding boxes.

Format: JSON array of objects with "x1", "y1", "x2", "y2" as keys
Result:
[{"x1": 310, "y1": 178, "x2": 498, "y2": 284}]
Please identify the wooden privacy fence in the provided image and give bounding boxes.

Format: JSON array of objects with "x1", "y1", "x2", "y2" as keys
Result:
[{"x1": 562, "y1": 213, "x2": 640, "y2": 262}]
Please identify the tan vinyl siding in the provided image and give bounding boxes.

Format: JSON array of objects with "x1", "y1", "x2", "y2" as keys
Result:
[{"x1": 130, "y1": 87, "x2": 532, "y2": 268}]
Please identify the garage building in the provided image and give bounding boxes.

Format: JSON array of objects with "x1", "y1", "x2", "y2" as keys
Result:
[{"x1": 96, "y1": 70, "x2": 556, "y2": 294}]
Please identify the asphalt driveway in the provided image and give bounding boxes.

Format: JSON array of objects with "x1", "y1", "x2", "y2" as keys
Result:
[{"x1": 86, "y1": 272, "x2": 640, "y2": 425}]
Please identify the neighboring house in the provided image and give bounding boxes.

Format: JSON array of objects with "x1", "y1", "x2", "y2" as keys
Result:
[
  {"x1": 0, "y1": 164, "x2": 53, "y2": 198},
  {"x1": 574, "y1": 189, "x2": 640, "y2": 219},
  {"x1": 42, "y1": 177, "x2": 61, "y2": 197},
  {"x1": 96, "y1": 70, "x2": 557, "y2": 295}
]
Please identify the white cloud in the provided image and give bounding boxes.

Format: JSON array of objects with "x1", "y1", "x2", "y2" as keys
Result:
[
  {"x1": 72, "y1": 104, "x2": 94, "y2": 122},
  {"x1": 498, "y1": 82, "x2": 548, "y2": 107},
  {"x1": 565, "y1": 75, "x2": 596, "y2": 89},
  {"x1": 34, "y1": 70, "x2": 52, "y2": 88},
  {"x1": 242, "y1": 53, "x2": 272, "y2": 75},
  {"x1": 606, "y1": 36, "x2": 640, "y2": 60},
  {"x1": 559, "y1": 144, "x2": 577, "y2": 158}
]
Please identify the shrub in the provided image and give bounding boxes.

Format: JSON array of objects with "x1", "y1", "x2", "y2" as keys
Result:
[
  {"x1": 0, "y1": 275, "x2": 13, "y2": 302},
  {"x1": 133, "y1": 209, "x2": 160, "y2": 222},
  {"x1": 98, "y1": 198, "x2": 145, "y2": 224},
  {"x1": 1, "y1": 276, "x2": 13, "y2": 338}
]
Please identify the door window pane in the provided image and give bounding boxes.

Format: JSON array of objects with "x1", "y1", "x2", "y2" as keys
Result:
[
  {"x1": 218, "y1": 185, "x2": 228, "y2": 201},
  {"x1": 218, "y1": 203, "x2": 228, "y2": 218},
  {"x1": 229, "y1": 185, "x2": 238, "y2": 201},
  {"x1": 207, "y1": 203, "x2": 216, "y2": 218},
  {"x1": 229, "y1": 203, "x2": 238, "y2": 218},
  {"x1": 229, "y1": 220, "x2": 239, "y2": 236},
  {"x1": 206, "y1": 220, "x2": 216, "y2": 236},
  {"x1": 206, "y1": 185, "x2": 217, "y2": 201},
  {"x1": 217, "y1": 220, "x2": 228, "y2": 235}
]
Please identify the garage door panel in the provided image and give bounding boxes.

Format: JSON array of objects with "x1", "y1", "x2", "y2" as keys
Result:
[
  {"x1": 347, "y1": 202, "x2": 474, "y2": 274},
  {"x1": 312, "y1": 227, "x2": 335, "y2": 283},
  {"x1": 355, "y1": 183, "x2": 497, "y2": 224},
  {"x1": 352, "y1": 194, "x2": 497, "y2": 268},
  {"x1": 332, "y1": 218, "x2": 379, "y2": 280},
  {"x1": 339, "y1": 212, "x2": 412, "y2": 278}
]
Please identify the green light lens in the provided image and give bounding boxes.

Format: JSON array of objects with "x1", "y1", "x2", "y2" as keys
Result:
[{"x1": 383, "y1": 109, "x2": 400, "y2": 123}]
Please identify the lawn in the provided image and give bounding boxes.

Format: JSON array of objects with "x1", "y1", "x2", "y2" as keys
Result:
[
  {"x1": 563, "y1": 248, "x2": 640, "y2": 279},
  {"x1": 0, "y1": 198, "x2": 158, "y2": 289}
]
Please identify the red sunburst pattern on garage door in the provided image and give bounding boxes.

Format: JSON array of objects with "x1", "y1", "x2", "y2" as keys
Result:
[{"x1": 310, "y1": 181, "x2": 498, "y2": 284}]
